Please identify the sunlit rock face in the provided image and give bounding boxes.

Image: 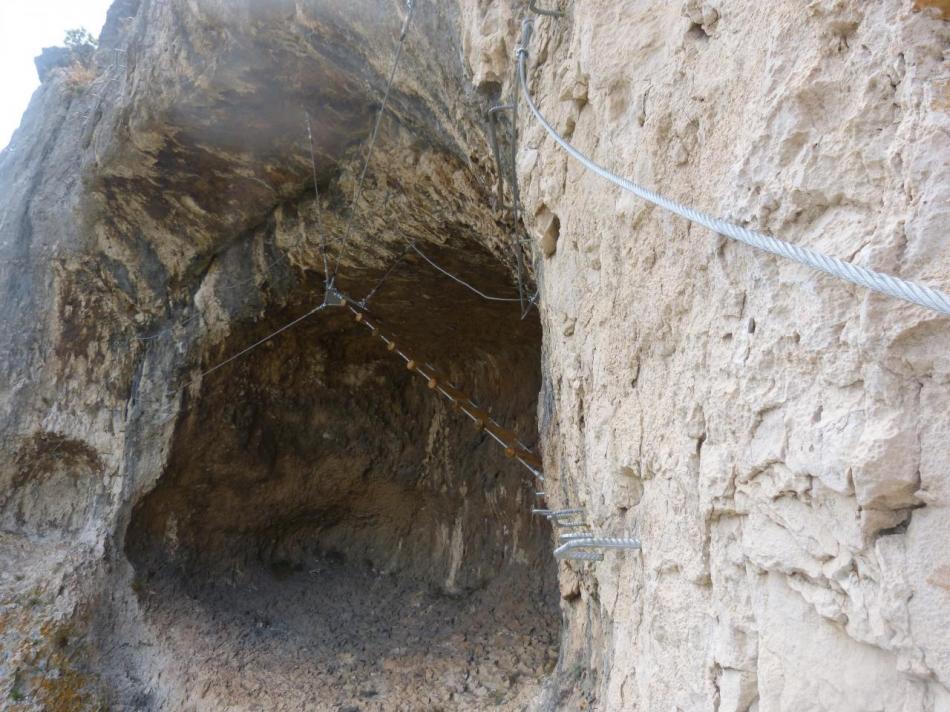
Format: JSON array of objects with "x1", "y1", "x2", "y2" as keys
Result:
[{"x1": 2, "y1": 0, "x2": 950, "y2": 710}]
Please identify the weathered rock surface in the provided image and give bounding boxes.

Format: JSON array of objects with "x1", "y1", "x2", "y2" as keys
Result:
[
  {"x1": 500, "y1": 1, "x2": 950, "y2": 709},
  {"x1": 1, "y1": 0, "x2": 949, "y2": 710},
  {"x1": 1, "y1": 1, "x2": 554, "y2": 709}
]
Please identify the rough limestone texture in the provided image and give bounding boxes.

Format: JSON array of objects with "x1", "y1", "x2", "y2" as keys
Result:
[
  {"x1": 477, "y1": 0, "x2": 950, "y2": 709},
  {"x1": 1, "y1": 0, "x2": 949, "y2": 710}
]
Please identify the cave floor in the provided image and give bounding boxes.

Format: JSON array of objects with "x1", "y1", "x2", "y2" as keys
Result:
[{"x1": 115, "y1": 555, "x2": 558, "y2": 711}]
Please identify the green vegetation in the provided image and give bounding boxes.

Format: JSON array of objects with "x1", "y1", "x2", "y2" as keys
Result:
[{"x1": 63, "y1": 28, "x2": 98, "y2": 50}]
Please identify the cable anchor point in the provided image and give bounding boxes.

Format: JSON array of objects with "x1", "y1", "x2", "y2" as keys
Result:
[
  {"x1": 528, "y1": 1, "x2": 564, "y2": 18},
  {"x1": 516, "y1": 18, "x2": 534, "y2": 59},
  {"x1": 324, "y1": 286, "x2": 347, "y2": 307}
]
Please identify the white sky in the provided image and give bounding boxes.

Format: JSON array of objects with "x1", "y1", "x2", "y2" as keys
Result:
[{"x1": 0, "y1": 0, "x2": 114, "y2": 150}]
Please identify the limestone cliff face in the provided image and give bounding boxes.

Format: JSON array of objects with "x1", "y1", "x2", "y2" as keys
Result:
[
  {"x1": 480, "y1": 1, "x2": 950, "y2": 709},
  {"x1": 1, "y1": 0, "x2": 948, "y2": 710}
]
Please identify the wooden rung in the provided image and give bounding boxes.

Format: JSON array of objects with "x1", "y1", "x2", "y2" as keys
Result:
[
  {"x1": 460, "y1": 403, "x2": 490, "y2": 424},
  {"x1": 419, "y1": 364, "x2": 458, "y2": 390},
  {"x1": 431, "y1": 380, "x2": 468, "y2": 403},
  {"x1": 485, "y1": 421, "x2": 518, "y2": 448},
  {"x1": 351, "y1": 321, "x2": 543, "y2": 472},
  {"x1": 517, "y1": 451, "x2": 543, "y2": 469}
]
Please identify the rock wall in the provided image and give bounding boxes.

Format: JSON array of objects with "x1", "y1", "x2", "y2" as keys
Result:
[
  {"x1": 0, "y1": 1, "x2": 558, "y2": 708},
  {"x1": 1, "y1": 0, "x2": 949, "y2": 709},
  {"x1": 464, "y1": 0, "x2": 950, "y2": 709}
]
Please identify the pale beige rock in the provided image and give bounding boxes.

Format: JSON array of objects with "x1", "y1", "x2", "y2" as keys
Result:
[{"x1": 470, "y1": 0, "x2": 950, "y2": 709}]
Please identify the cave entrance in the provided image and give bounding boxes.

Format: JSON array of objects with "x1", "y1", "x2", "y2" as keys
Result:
[{"x1": 123, "y1": 241, "x2": 558, "y2": 709}]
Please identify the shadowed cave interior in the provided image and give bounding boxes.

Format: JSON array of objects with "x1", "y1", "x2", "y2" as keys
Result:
[{"x1": 119, "y1": 242, "x2": 560, "y2": 709}]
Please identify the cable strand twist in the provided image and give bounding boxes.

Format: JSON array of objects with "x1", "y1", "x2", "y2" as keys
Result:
[{"x1": 516, "y1": 23, "x2": 950, "y2": 317}]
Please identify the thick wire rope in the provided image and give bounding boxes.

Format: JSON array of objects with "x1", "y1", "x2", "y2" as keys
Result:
[
  {"x1": 516, "y1": 19, "x2": 950, "y2": 317},
  {"x1": 329, "y1": 0, "x2": 417, "y2": 285},
  {"x1": 528, "y1": 1, "x2": 564, "y2": 18}
]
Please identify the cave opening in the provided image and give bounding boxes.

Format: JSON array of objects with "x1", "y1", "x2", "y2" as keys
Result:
[{"x1": 122, "y1": 240, "x2": 559, "y2": 709}]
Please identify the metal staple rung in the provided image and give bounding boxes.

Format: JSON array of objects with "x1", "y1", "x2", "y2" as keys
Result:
[
  {"x1": 559, "y1": 532, "x2": 593, "y2": 541},
  {"x1": 553, "y1": 537, "x2": 642, "y2": 558},
  {"x1": 546, "y1": 508, "x2": 584, "y2": 519},
  {"x1": 562, "y1": 551, "x2": 603, "y2": 561}
]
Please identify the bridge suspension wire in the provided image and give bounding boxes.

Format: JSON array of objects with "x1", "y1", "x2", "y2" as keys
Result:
[
  {"x1": 157, "y1": 302, "x2": 330, "y2": 406},
  {"x1": 357, "y1": 240, "x2": 416, "y2": 306},
  {"x1": 306, "y1": 110, "x2": 331, "y2": 283},
  {"x1": 338, "y1": 296, "x2": 639, "y2": 558},
  {"x1": 515, "y1": 19, "x2": 950, "y2": 317},
  {"x1": 343, "y1": 300, "x2": 544, "y2": 475},
  {"x1": 330, "y1": 0, "x2": 417, "y2": 285}
]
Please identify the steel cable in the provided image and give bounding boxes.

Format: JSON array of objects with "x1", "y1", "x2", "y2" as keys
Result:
[
  {"x1": 330, "y1": 0, "x2": 417, "y2": 284},
  {"x1": 516, "y1": 20, "x2": 950, "y2": 317},
  {"x1": 409, "y1": 244, "x2": 523, "y2": 302}
]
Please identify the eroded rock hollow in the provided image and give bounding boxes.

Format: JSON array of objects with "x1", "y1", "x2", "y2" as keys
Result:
[
  {"x1": 118, "y1": 248, "x2": 557, "y2": 710},
  {"x1": 1, "y1": 1, "x2": 558, "y2": 709}
]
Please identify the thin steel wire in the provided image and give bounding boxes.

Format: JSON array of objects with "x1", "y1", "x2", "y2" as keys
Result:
[
  {"x1": 306, "y1": 109, "x2": 331, "y2": 283},
  {"x1": 409, "y1": 244, "x2": 522, "y2": 302},
  {"x1": 129, "y1": 297, "x2": 333, "y2": 432},
  {"x1": 330, "y1": 0, "x2": 417, "y2": 284},
  {"x1": 358, "y1": 240, "x2": 416, "y2": 306},
  {"x1": 153, "y1": 303, "x2": 330, "y2": 410}
]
